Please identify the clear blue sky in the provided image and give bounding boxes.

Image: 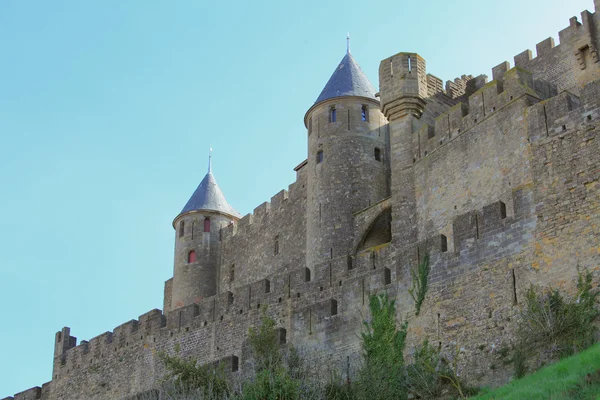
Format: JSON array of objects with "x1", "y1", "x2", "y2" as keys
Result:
[{"x1": 0, "y1": 0, "x2": 594, "y2": 395}]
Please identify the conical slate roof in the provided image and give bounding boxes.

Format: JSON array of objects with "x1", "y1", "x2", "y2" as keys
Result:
[
  {"x1": 314, "y1": 52, "x2": 378, "y2": 104},
  {"x1": 178, "y1": 166, "x2": 241, "y2": 219}
]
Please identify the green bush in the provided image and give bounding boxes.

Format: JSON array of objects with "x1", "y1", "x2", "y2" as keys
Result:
[
  {"x1": 158, "y1": 349, "x2": 231, "y2": 399},
  {"x1": 409, "y1": 254, "x2": 430, "y2": 316},
  {"x1": 241, "y1": 368, "x2": 300, "y2": 400},
  {"x1": 357, "y1": 293, "x2": 408, "y2": 400},
  {"x1": 518, "y1": 269, "x2": 598, "y2": 360}
]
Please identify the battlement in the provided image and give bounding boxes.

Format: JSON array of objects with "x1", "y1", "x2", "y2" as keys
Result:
[
  {"x1": 54, "y1": 309, "x2": 167, "y2": 376},
  {"x1": 414, "y1": 67, "x2": 557, "y2": 160},
  {"x1": 499, "y1": 4, "x2": 600, "y2": 94},
  {"x1": 220, "y1": 173, "x2": 304, "y2": 241}
]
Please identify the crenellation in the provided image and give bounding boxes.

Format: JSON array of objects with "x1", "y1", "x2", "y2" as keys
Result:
[
  {"x1": 10, "y1": 4, "x2": 600, "y2": 398},
  {"x1": 492, "y1": 61, "x2": 511, "y2": 81},
  {"x1": 12, "y1": 387, "x2": 41, "y2": 400},
  {"x1": 270, "y1": 189, "x2": 289, "y2": 208},
  {"x1": 536, "y1": 37, "x2": 556, "y2": 56},
  {"x1": 253, "y1": 201, "x2": 270, "y2": 218}
]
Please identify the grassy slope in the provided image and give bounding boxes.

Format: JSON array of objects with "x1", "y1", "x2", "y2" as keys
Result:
[{"x1": 473, "y1": 343, "x2": 600, "y2": 400}]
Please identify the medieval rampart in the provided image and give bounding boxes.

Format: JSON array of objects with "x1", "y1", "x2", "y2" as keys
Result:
[{"x1": 3, "y1": 3, "x2": 600, "y2": 399}]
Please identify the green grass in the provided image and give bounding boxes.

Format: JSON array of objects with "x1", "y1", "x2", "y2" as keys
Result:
[{"x1": 472, "y1": 343, "x2": 600, "y2": 400}]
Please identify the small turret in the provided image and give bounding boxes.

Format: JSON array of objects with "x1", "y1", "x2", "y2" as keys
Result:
[
  {"x1": 171, "y1": 154, "x2": 240, "y2": 310},
  {"x1": 304, "y1": 41, "x2": 389, "y2": 270},
  {"x1": 379, "y1": 52, "x2": 428, "y2": 120}
]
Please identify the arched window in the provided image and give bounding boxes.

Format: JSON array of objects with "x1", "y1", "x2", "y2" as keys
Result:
[
  {"x1": 374, "y1": 148, "x2": 381, "y2": 162},
  {"x1": 204, "y1": 217, "x2": 211, "y2": 232},
  {"x1": 274, "y1": 236, "x2": 280, "y2": 255},
  {"x1": 329, "y1": 106, "x2": 336, "y2": 123},
  {"x1": 361, "y1": 105, "x2": 369, "y2": 121},
  {"x1": 187, "y1": 250, "x2": 197, "y2": 263},
  {"x1": 178, "y1": 221, "x2": 185, "y2": 237}
]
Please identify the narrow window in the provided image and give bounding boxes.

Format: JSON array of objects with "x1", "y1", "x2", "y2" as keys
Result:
[
  {"x1": 187, "y1": 250, "x2": 196, "y2": 263},
  {"x1": 441, "y1": 234, "x2": 448, "y2": 252},
  {"x1": 329, "y1": 107, "x2": 336, "y2": 123},
  {"x1": 274, "y1": 236, "x2": 279, "y2": 255},
  {"x1": 330, "y1": 299, "x2": 338, "y2": 316},
  {"x1": 304, "y1": 267, "x2": 311, "y2": 282},
  {"x1": 500, "y1": 201, "x2": 507, "y2": 219},
  {"x1": 178, "y1": 221, "x2": 185, "y2": 238},
  {"x1": 204, "y1": 217, "x2": 211, "y2": 233},
  {"x1": 278, "y1": 328, "x2": 287, "y2": 344},
  {"x1": 361, "y1": 105, "x2": 369, "y2": 121},
  {"x1": 384, "y1": 268, "x2": 392, "y2": 285},
  {"x1": 316, "y1": 150, "x2": 323, "y2": 164},
  {"x1": 229, "y1": 264, "x2": 235, "y2": 282},
  {"x1": 408, "y1": 55, "x2": 412, "y2": 73},
  {"x1": 374, "y1": 148, "x2": 381, "y2": 162}
]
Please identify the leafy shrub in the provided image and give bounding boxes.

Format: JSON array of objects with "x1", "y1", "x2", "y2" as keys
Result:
[
  {"x1": 157, "y1": 349, "x2": 231, "y2": 399},
  {"x1": 409, "y1": 254, "x2": 430, "y2": 316},
  {"x1": 357, "y1": 293, "x2": 408, "y2": 400},
  {"x1": 518, "y1": 269, "x2": 598, "y2": 359}
]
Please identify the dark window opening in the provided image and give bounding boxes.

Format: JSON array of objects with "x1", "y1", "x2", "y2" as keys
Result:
[
  {"x1": 441, "y1": 234, "x2": 448, "y2": 252},
  {"x1": 304, "y1": 267, "x2": 311, "y2": 282},
  {"x1": 316, "y1": 150, "x2": 323, "y2": 164},
  {"x1": 500, "y1": 201, "x2": 507, "y2": 219},
  {"x1": 265, "y1": 279, "x2": 271, "y2": 293},
  {"x1": 229, "y1": 264, "x2": 235, "y2": 282},
  {"x1": 187, "y1": 250, "x2": 197, "y2": 264},
  {"x1": 361, "y1": 105, "x2": 369, "y2": 121},
  {"x1": 374, "y1": 148, "x2": 381, "y2": 162},
  {"x1": 330, "y1": 299, "x2": 338, "y2": 316},
  {"x1": 227, "y1": 292, "x2": 234, "y2": 305},
  {"x1": 179, "y1": 221, "x2": 185, "y2": 238},
  {"x1": 231, "y1": 356, "x2": 239, "y2": 372},
  {"x1": 329, "y1": 107, "x2": 336, "y2": 123},
  {"x1": 347, "y1": 255, "x2": 353, "y2": 270},
  {"x1": 278, "y1": 328, "x2": 287, "y2": 344},
  {"x1": 204, "y1": 217, "x2": 211, "y2": 233},
  {"x1": 384, "y1": 268, "x2": 392, "y2": 285},
  {"x1": 274, "y1": 237, "x2": 280, "y2": 255}
]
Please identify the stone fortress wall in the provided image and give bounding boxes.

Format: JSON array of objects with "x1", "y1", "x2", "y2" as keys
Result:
[{"x1": 4, "y1": 2, "x2": 600, "y2": 399}]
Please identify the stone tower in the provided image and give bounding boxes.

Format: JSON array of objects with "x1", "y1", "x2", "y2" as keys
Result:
[
  {"x1": 378, "y1": 53, "x2": 427, "y2": 248},
  {"x1": 171, "y1": 157, "x2": 241, "y2": 309},
  {"x1": 304, "y1": 45, "x2": 388, "y2": 272}
]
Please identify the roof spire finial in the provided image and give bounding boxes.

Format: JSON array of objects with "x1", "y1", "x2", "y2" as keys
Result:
[
  {"x1": 208, "y1": 147, "x2": 212, "y2": 173},
  {"x1": 346, "y1": 32, "x2": 350, "y2": 54}
]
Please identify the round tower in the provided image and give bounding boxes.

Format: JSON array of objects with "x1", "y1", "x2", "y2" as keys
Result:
[
  {"x1": 304, "y1": 44, "x2": 388, "y2": 270},
  {"x1": 171, "y1": 157, "x2": 241, "y2": 310}
]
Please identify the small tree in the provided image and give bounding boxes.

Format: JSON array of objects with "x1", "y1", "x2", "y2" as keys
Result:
[
  {"x1": 409, "y1": 253, "x2": 430, "y2": 316},
  {"x1": 357, "y1": 293, "x2": 408, "y2": 400},
  {"x1": 158, "y1": 344, "x2": 231, "y2": 398},
  {"x1": 515, "y1": 268, "x2": 599, "y2": 373},
  {"x1": 243, "y1": 308, "x2": 301, "y2": 400}
]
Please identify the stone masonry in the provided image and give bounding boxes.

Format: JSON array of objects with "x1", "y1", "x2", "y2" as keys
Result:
[{"x1": 4, "y1": 2, "x2": 600, "y2": 399}]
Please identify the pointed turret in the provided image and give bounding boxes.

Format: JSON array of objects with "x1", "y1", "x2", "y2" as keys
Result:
[
  {"x1": 313, "y1": 50, "x2": 378, "y2": 105},
  {"x1": 177, "y1": 171, "x2": 241, "y2": 221},
  {"x1": 303, "y1": 42, "x2": 388, "y2": 271},
  {"x1": 170, "y1": 155, "x2": 240, "y2": 310},
  {"x1": 175, "y1": 155, "x2": 240, "y2": 224}
]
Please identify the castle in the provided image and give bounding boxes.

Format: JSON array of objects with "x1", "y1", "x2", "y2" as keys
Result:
[{"x1": 4, "y1": 2, "x2": 600, "y2": 399}]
